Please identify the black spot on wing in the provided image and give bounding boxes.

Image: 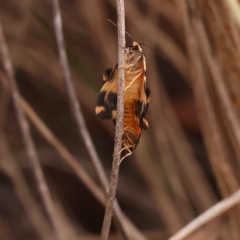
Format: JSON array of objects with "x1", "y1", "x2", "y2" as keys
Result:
[
  {"x1": 135, "y1": 86, "x2": 150, "y2": 117},
  {"x1": 103, "y1": 64, "x2": 118, "y2": 83},
  {"x1": 145, "y1": 86, "x2": 150, "y2": 113},
  {"x1": 145, "y1": 86, "x2": 150, "y2": 98},
  {"x1": 105, "y1": 68, "x2": 113, "y2": 77},
  {"x1": 135, "y1": 100, "x2": 144, "y2": 118},
  {"x1": 96, "y1": 91, "x2": 106, "y2": 107},
  {"x1": 106, "y1": 92, "x2": 117, "y2": 109},
  {"x1": 96, "y1": 91, "x2": 118, "y2": 120},
  {"x1": 135, "y1": 86, "x2": 150, "y2": 130},
  {"x1": 96, "y1": 107, "x2": 112, "y2": 119},
  {"x1": 140, "y1": 117, "x2": 148, "y2": 130},
  {"x1": 96, "y1": 91, "x2": 111, "y2": 119}
]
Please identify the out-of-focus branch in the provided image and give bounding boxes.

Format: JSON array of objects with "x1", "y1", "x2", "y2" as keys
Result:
[
  {"x1": 226, "y1": 0, "x2": 240, "y2": 25},
  {"x1": 50, "y1": 0, "x2": 108, "y2": 188},
  {"x1": 100, "y1": 0, "x2": 126, "y2": 239},
  {"x1": 0, "y1": 136, "x2": 53, "y2": 240},
  {"x1": 193, "y1": 14, "x2": 240, "y2": 165},
  {"x1": 169, "y1": 189, "x2": 240, "y2": 240},
  {"x1": 50, "y1": 0, "x2": 112, "y2": 207},
  {"x1": 0, "y1": 22, "x2": 64, "y2": 240}
]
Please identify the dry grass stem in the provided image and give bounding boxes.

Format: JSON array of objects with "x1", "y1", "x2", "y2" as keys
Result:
[
  {"x1": 194, "y1": 17, "x2": 240, "y2": 163},
  {"x1": 169, "y1": 189, "x2": 240, "y2": 240},
  {"x1": 100, "y1": 0, "x2": 126, "y2": 239},
  {"x1": 0, "y1": 136, "x2": 52, "y2": 240},
  {"x1": 51, "y1": 0, "x2": 111, "y2": 202},
  {"x1": 226, "y1": 0, "x2": 240, "y2": 25}
]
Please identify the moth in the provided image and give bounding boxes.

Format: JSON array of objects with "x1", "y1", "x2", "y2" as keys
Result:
[{"x1": 95, "y1": 41, "x2": 150, "y2": 161}]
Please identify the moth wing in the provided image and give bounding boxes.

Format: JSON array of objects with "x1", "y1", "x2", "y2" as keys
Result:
[
  {"x1": 140, "y1": 86, "x2": 150, "y2": 130},
  {"x1": 134, "y1": 54, "x2": 150, "y2": 130},
  {"x1": 95, "y1": 65, "x2": 118, "y2": 121}
]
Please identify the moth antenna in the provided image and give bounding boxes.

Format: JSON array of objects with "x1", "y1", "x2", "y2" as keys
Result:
[
  {"x1": 108, "y1": 19, "x2": 134, "y2": 43},
  {"x1": 139, "y1": 43, "x2": 166, "y2": 59}
]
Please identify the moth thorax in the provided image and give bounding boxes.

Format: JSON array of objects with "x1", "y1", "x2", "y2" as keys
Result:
[
  {"x1": 126, "y1": 51, "x2": 141, "y2": 62},
  {"x1": 125, "y1": 53, "x2": 142, "y2": 72}
]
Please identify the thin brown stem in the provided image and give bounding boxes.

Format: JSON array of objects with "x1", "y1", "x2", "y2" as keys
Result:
[
  {"x1": 51, "y1": 0, "x2": 111, "y2": 198},
  {"x1": 194, "y1": 16, "x2": 240, "y2": 164},
  {"x1": 100, "y1": 0, "x2": 126, "y2": 239},
  {"x1": 0, "y1": 22, "x2": 64, "y2": 240},
  {"x1": 169, "y1": 189, "x2": 240, "y2": 240},
  {"x1": 226, "y1": 0, "x2": 240, "y2": 25},
  {"x1": 0, "y1": 136, "x2": 53, "y2": 240}
]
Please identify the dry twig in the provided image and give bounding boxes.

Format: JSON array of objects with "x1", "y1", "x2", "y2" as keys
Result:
[
  {"x1": 100, "y1": 0, "x2": 126, "y2": 239},
  {"x1": 169, "y1": 189, "x2": 240, "y2": 240},
  {"x1": 51, "y1": 0, "x2": 110, "y2": 193},
  {"x1": 226, "y1": 0, "x2": 240, "y2": 25},
  {"x1": 0, "y1": 136, "x2": 52, "y2": 240}
]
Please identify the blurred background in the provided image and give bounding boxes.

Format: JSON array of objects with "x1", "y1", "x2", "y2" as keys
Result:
[{"x1": 1, "y1": 0, "x2": 240, "y2": 239}]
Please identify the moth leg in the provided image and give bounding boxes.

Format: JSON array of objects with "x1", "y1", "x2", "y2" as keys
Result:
[
  {"x1": 114, "y1": 138, "x2": 134, "y2": 159},
  {"x1": 117, "y1": 148, "x2": 133, "y2": 165},
  {"x1": 124, "y1": 71, "x2": 143, "y2": 91},
  {"x1": 115, "y1": 145, "x2": 130, "y2": 155},
  {"x1": 119, "y1": 137, "x2": 135, "y2": 155}
]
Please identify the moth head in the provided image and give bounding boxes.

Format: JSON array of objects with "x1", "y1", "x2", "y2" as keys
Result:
[
  {"x1": 125, "y1": 42, "x2": 143, "y2": 68},
  {"x1": 129, "y1": 41, "x2": 142, "y2": 53}
]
